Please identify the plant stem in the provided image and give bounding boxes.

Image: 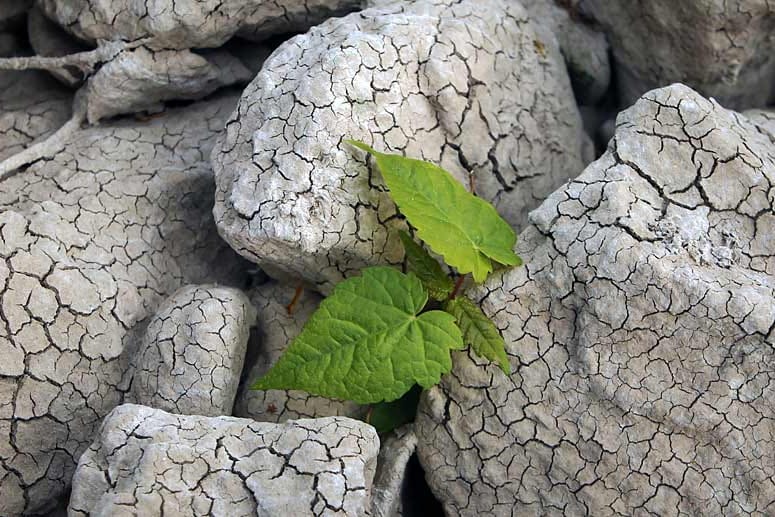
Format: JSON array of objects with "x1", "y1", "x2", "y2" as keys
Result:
[
  {"x1": 285, "y1": 283, "x2": 304, "y2": 315},
  {"x1": 449, "y1": 275, "x2": 466, "y2": 300}
]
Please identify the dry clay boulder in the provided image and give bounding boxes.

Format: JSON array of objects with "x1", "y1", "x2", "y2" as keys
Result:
[
  {"x1": 415, "y1": 84, "x2": 775, "y2": 515},
  {"x1": 11, "y1": 0, "x2": 363, "y2": 122},
  {"x1": 213, "y1": 0, "x2": 589, "y2": 292},
  {"x1": 82, "y1": 47, "x2": 252, "y2": 124},
  {"x1": 580, "y1": 0, "x2": 775, "y2": 109},
  {"x1": 38, "y1": 0, "x2": 363, "y2": 49},
  {"x1": 0, "y1": 71, "x2": 71, "y2": 161},
  {"x1": 235, "y1": 281, "x2": 365, "y2": 422},
  {"x1": 0, "y1": 94, "x2": 246, "y2": 515},
  {"x1": 127, "y1": 285, "x2": 256, "y2": 417},
  {"x1": 68, "y1": 404, "x2": 379, "y2": 516}
]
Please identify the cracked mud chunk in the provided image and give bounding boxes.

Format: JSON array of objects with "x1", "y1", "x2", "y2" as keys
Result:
[
  {"x1": 744, "y1": 109, "x2": 775, "y2": 142},
  {"x1": 0, "y1": 94, "x2": 247, "y2": 515},
  {"x1": 234, "y1": 281, "x2": 365, "y2": 422},
  {"x1": 370, "y1": 425, "x2": 417, "y2": 517},
  {"x1": 127, "y1": 285, "x2": 256, "y2": 417},
  {"x1": 415, "y1": 84, "x2": 775, "y2": 515},
  {"x1": 68, "y1": 404, "x2": 379, "y2": 517},
  {"x1": 0, "y1": 71, "x2": 72, "y2": 161},
  {"x1": 83, "y1": 46, "x2": 252, "y2": 123},
  {"x1": 213, "y1": 0, "x2": 588, "y2": 292},
  {"x1": 38, "y1": 0, "x2": 362, "y2": 49},
  {"x1": 580, "y1": 0, "x2": 775, "y2": 109}
]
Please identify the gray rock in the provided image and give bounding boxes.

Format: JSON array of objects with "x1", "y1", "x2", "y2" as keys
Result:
[
  {"x1": 68, "y1": 404, "x2": 379, "y2": 517},
  {"x1": 0, "y1": 1, "x2": 354, "y2": 174},
  {"x1": 234, "y1": 281, "x2": 366, "y2": 422},
  {"x1": 83, "y1": 46, "x2": 252, "y2": 123},
  {"x1": 580, "y1": 0, "x2": 775, "y2": 109},
  {"x1": 415, "y1": 84, "x2": 775, "y2": 515},
  {"x1": 744, "y1": 109, "x2": 775, "y2": 142},
  {"x1": 0, "y1": 71, "x2": 72, "y2": 161},
  {"x1": 0, "y1": 94, "x2": 247, "y2": 515},
  {"x1": 38, "y1": 0, "x2": 363, "y2": 49},
  {"x1": 213, "y1": 0, "x2": 588, "y2": 292},
  {"x1": 127, "y1": 285, "x2": 256, "y2": 417},
  {"x1": 370, "y1": 426, "x2": 417, "y2": 517},
  {"x1": 521, "y1": 0, "x2": 610, "y2": 104}
]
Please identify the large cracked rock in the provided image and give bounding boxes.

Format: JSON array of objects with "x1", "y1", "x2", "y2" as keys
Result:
[
  {"x1": 127, "y1": 285, "x2": 255, "y2": 417},
  {"x1": 0, "y1": 71, "x2": 72, "y2": 161},
  {"x1": 0, "y1": 93, "x2": 247, "y2": 515},
  {"x1": 415, "y1": 84, "x2": 775, "y2": 515},
  {"x1": 39, "y1": 0, "x2": 363, "y2": 49},
  {"x1": 579, "y1": 0, "x2": 775, "y2": 109},
  {"x1": 234, "y1": 281, "x2": 365, "y2": 422},
  {"x1": 68, "y1": 404, "x2": 379, "y2": 517},
  {"x1": 213, "y1": 0, "x2": 588, "y2": 292}
]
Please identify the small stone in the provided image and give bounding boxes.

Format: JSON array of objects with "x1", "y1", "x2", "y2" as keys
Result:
[
  {"x1": 127, "y1": 285, "x2": 256, "y2": 417},
  {"x1": 68, "y1": 404, "x2": 379, "y2": 517}
]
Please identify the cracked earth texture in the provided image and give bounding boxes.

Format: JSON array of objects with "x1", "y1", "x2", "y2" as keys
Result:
[
  {"x1": 0, "y1": 1, "x2": 363, "y2": 130},
  {"x1": 82, "y1": 47, "x2": 252, "y2": 124},
  {"x1": 580, "y1": 0, "x2": 775, "y2": 110},
  {"x1": 415, "y1": 84, "x2": 775, "y2": 515},
  {"x1": 744, "y1": 109, "x2": 775, "y2": 141},
  {"x1": 0, "y1": 92, "x2": 247, "y2": 515},
  {"x1": 38, "y1": 0, "x2": 363, "y2": 49},
  {"x1": 213, "y1": 0, "x2": 589, "y2": 293},
  {"x1": 0, "y1": 71, "x2": 72, "y2": 162},
  {"x1": 234, "y1": 281, "x2": 365, "y2": 423},
  {"x1": 127, "y1": 285, "x2": 256, "y2": 417},
  {"x1": 68, "y1": 404, "x2": 379, "y2": 517}
]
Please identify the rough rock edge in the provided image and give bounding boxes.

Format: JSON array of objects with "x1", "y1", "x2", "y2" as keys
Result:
[{"x1": 415, "y1": 83, "x2": 775, "y2": 515}]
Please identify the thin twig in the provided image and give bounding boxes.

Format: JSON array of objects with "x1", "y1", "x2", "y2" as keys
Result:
[
  {"x1": 0, "y1": 98, "x2": 86, "y2": 181},
  {"x1": 286, "y1": 283, "x2": 304, "y2": 315},
  {"x1": 0, "y1": 39, "x2": 147, "y2": 74}
]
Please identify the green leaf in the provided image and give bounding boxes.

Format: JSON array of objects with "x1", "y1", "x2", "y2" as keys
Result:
[
  {"x1": 347, "y1": 140, "x2": 521, "y2": 282},
  {"x1": 398, "y1": 230, "x2": 453, "y2": 301},
  {"x1": 445, "y1": 296, "x2": 511, "y2": 374},
  {"x1": 367, "y1": 385, "x2": 421, "y2": 434},
  {"x1": 252, "y1": 266, "x2": 464, "y2": 404}
]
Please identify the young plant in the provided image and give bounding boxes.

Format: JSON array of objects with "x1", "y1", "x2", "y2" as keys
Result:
[{"x1": 252, "y1": 141, "x2": 523, "y2": 431}]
